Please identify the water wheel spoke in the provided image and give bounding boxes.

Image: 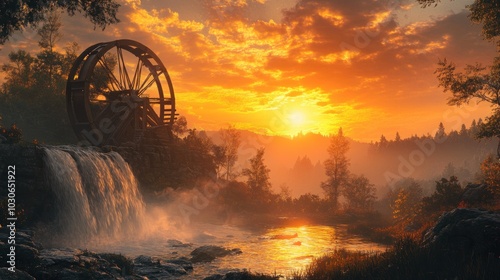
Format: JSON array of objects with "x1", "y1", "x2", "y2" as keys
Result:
[
  {"x1": 144, "y1": 104, "x2": 161, "y2": 126},
  {"x1": 131, "y1": 58, "x2": 143, "y2": 91},
  {"x1": 137, "y1": 73, "x2": 155, "y2": 96},
  {"x1": 98, "y1": 58, "x2": 122, "y2": 91},
  {"x1": 117, "y1": 47, "x2": 133, "y2": 90}
]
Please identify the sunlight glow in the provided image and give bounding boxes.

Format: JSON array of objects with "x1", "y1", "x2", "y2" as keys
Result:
[{"x1": 289, "y1": 111, "x2": 306, "y2": 126}]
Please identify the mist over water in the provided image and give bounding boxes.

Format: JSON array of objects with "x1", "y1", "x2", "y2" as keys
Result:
[
  {"x1": 42, "y1": 146, "x2": 146, "y2": 246},
  {"x1": 39, "y1": 146, "x2": 388, "y2": 278}
]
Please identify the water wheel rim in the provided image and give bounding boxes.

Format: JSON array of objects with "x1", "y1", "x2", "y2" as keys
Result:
[{"x1": 66, "y1": 39, "x2": 175, "y2": 146}]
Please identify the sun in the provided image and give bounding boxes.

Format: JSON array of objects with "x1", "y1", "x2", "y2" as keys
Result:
[{"x1": 289, "y1": 111, "x2": 305, "y2": 126}]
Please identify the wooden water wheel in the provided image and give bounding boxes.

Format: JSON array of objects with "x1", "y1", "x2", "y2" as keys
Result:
[{"x1": 66, "y1": 39, "x2": 175, "y2": 146}]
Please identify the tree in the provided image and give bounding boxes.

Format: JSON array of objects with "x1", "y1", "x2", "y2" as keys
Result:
[
  {"x1": 395, "y1": 132, "x2": 401, "y2": 142},
  {"x1": 1, "y1": 50, "x2": 35, "y2": 95},
  {"x1": 421, "y1": 177, "x2": 463, "y2": 214},
  {"x1": 0, "y1": 0, "x2": 120, "y2": 44},
  {"x1": 435, "y1": 122, "x2": 446, "y2": 139},
  {"x1": 419, "y1": 0, "x2": 500, "y2": 157},
  {"x1": 219, "y1": 125, "x2": 241, "y2": 180},
  {"x1": 172, "y1": 115, "x2": 188, "y2": 137},
  {"x1": 35, "y1": 12, "x2": 64, "y2": 92},
  {"x1": 212, "y1": 145, "x2": 226, "y2": 179},
  {"x1": 321, "y1": 127, "x2": 350, "y2": 211},
  {"x1": 480, "y1": 155, "x2": 500, "y2": 198},
  {"x1": 343, "y1": 174, "x2": 377, "y2": 213},
  {"x1": 379, "y1": 134, "x2": 388, "y2": 149},
  {"x1": 0, "y1": 11, "x2": 80, "y2": 144},
  {"x1": 242, "y1": 148, "x2": 272, "y2": 200},
  {"x1": 459, "y1": 123, "x2": 468, "y2": 136},
  {"x1": 390, "y1": 178, "x2": 423, "y2": 224}
]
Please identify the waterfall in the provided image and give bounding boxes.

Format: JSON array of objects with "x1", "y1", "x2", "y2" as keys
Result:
[{"x1": 43, "y1": 146, "x2": 146, "y2": 245}]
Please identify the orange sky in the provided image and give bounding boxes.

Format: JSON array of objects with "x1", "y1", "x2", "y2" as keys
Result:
[{"x1": 1, "y1": 0, "x2": 498, "y2": 141}]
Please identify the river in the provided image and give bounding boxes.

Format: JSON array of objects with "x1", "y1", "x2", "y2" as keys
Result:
[{"x1": 86, "y1": 221, "x2": 388, "y2": 279}]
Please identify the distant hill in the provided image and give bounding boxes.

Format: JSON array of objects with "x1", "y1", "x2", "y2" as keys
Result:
[{"x1": 204, "y1": 129, "x2": 497, "y2": 198}]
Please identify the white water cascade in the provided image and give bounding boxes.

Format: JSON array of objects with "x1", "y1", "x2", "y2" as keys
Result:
[{"x1": 42, "y1": 146, "x2": 146, "y2": 246}]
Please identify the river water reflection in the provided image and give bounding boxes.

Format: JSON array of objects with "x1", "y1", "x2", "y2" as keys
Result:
[{"x1": 91, "y1": 223, "x2": 387, "y2": 279}]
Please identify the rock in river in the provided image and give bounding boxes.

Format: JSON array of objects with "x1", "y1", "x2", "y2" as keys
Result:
[{"x1": 190, "y1": 245, "x2": 242, "y2": 263}]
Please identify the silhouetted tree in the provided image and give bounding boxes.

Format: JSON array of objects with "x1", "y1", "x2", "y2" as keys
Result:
[
  {"x1": 343, "y1": 174, "x2": 377, "y2": 213},
  {"x1": 395, "y1": 132, "x2": 401, "y2": 142},
  {"x1": 220, "y1": 125, "x2": 241, "y2": 180},
  {"x1": 435, "y1": 122, "x2": 446, "y2": 139},
  {"x1": 172, "y1": 115, "x2": 188, "y2": 136},
  {"x1": 212, "y1": 145, "x2": 226, "y2": 179},
  {"x1": 35, "y1": 11, "x2": 63, "y2": 92},
  {"x1": 321, "y1": 128, "x2": 350, "y2": 211},
  {"x1": 242, "y1": 148, "x2": 272, "y2": 200},
  {"x1": 295, "y1": 193, "x2": 323, "y2": 214},
  {"x1": 379, "y1": 134, "x2": 388, "y2": 149},
  {"x1": 459, "y1": 124, "x2": 468, "y2": 136},
  {"x1": 0, "y1": 0, "x2": 120, "y2": 44},
  {"x1": 0, "y1": 13, "x2": 80, "y2": 143},
  {"x1": 419, "y1": 0, "x2": 500, "y2": 157},
  {"x1": 422, "y1": 177, "x2": 463, "y2": 214}
]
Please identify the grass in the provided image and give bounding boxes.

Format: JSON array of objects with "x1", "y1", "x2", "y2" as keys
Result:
[{"x1": 292, "y1": 237, "x2": 500, "y2": 280}]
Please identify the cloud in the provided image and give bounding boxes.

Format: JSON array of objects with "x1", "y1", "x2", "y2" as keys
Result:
[{"x1": 0, "y1": 0, "x2": 496, "y2": 140}]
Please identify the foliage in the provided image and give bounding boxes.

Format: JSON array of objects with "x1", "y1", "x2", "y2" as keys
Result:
[
  {"x1": 294, "y1": 193, "x2": 324, "y2": 214},
  {"x1": 418, "y1": 0, "x2": 500, "y2": 157},
  {"x1": 219, "y1": 125, "x2": 241, "y2": 180},
  {"x1": 389, "y1": 178, "x2": 423, "y2": 224},
  {"x1": 179, "y1": 130, "x2": 217, "y2": 180},
  {"x1": 172, "y1": 115, "x2": 188, "y2": 136},
  {"x1": 436, "y1": 58, "x2": 500, "y2": 109},
  {"x1": 293, "y1": 237, "x2": 500, "y2": 280},
  {"x1": 321, "y1": 128, "x2": 350, "y2": 211},
  {"x1": 421, "y1": 177, "x2": 463, "y2": 214},
  {"x1": 0, "y1": 14, "x2": 78, "y2": 144},
  {"x1": 0, "y1": 121, "x2": 22, "y2": 144},
  {"x1": 220, "y1": 181, "x2": 252, "y2": 213},
  {"x1": 343, "y1": 174, "x2": 377, "y2": 213},
  {"x1": 0, "y1": 0, "x2": 120, "y2": 44},
  {"x1": 242, "y1": 148, "x2": 272, "y2": 201},
  {"x1": 480, "y1": 155, "x2": 500, "y2": 198}
]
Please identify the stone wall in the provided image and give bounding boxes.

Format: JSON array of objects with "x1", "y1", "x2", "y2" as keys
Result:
[{"x1": 0, "y1": 144, "x2": 51, "y2": 227}]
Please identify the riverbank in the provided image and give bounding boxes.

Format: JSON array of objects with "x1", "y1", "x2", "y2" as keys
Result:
[
  {"x1": 293, "y1": 208, "x2": 500, "y2": 280},
  {"x1": 0, "y1": 229, "x2": 279, "y2": 280}
]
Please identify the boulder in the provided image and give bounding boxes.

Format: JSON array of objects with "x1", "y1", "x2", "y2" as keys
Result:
[
  {"x1": 39, "y1": 248, "x2": 81, "y2": 266},
  {"x1": 134, "y1": 255, "x2": 154, "y2": 266},
  {"x1": 165, "y1": 257, "x2": 193, "y2": 270},
  {"x1": 16, "y1": 244, "x2": 39, "y2": 268},
  {"x1": 423, "y1": 208, "x2": 500, "y2": 256},
  {"x1": 166, "y1": 239, "x2": 192, "y2": 248},
  {"x1": 134, "y1": 255, "x2": 190, "y2": 278},
  {"x1": 190, "y1": 245, "x2": 242, "y2": 263},
  {"x1": 0, "y1": 268, "x2": 35, "y2": 280}
]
